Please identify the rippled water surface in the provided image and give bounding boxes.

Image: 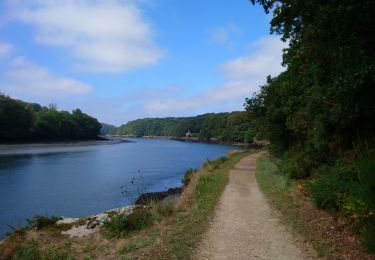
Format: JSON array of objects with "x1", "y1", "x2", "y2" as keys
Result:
[{"x1": 0, "y1": 138, "x2": 240, "y2": 238}]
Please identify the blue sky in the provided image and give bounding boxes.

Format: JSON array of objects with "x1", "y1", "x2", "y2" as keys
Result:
[{"x1": 0, "y1": 0, "x2": 285, "y2": 125}]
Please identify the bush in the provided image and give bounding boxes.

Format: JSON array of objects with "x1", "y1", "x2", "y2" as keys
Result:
[
  {"x1": 279, "y1": 153, "x2": 314, "y2": 179},
  {"x1": 309, "y1": 148, "x2": 375, "y2": 253},
  {"x1": 104, "y1": 207, "x2": 154, "y2": 238},
  {"x1": 309, "y1": 160, "x2": 355, "y2": 211},
  {"x1": 27, "y1": 215, "x2": 61, "y2": 230},
  {"x1": 344, "y1": 148, "x2": 375, "y2": 253}
]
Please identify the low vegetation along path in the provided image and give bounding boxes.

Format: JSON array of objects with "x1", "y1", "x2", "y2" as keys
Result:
[{"x1": 195, "y1": 152, "x2": 316, "y2": 259}]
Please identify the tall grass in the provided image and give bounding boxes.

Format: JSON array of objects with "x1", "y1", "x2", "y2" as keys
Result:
[
  {"x1": 14, "y1": 240, "x2": 75, "y2": 260},
  {"x1": 103, "y1": 207, "x2": 155, "y2": 238}
]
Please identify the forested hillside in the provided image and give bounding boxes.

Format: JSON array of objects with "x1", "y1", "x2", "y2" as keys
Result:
[
  {"x1": 247, "y1": 0, "x2": 375, "y2": 252},
  {"x1": 100, "y1": 123, "x2": 117, "y2": 136},
  {"x1": 114, "y1": 112, "x2": 256, "y2": 143},
  {"x1": 0, "y1": 94, "x2": 102, "y2": 142}
]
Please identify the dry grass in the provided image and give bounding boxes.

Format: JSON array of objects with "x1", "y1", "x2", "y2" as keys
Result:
[{"x1": 174, "y1": 168, "x2": 207, "y2": 212}]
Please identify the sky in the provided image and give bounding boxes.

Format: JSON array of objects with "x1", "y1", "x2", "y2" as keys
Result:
[{"x1": 0, "y1": 0, "x2": 286, "y2": 126}]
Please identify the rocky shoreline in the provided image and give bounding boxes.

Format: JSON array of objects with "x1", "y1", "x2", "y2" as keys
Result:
[
  {"x1": 135, "y1": 187, "x2": 183, "y2": 205},
  {"x1": 0, "y1": 187, "x2": 183, "y2": 243},
  {"x1": 42, "y1": 186, "x2": 183, "y2": 239},
  {"x1": 56, "y1": 205, "x2": 141, "y2": 238}
]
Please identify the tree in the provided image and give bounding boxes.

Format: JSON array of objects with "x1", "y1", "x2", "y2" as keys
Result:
[
  {"x1": 0, "y1": 96, "x2": 33, "y2": 140},
  {"x1": 247, "y1": 0, "x2": 375, "y2": 157},
  {"x1": 0, "y1": 96, "x2": 101, "y2": 141}
]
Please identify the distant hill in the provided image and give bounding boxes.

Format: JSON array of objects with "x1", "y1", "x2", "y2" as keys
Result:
[
  {"x1": 114, "y1": 112, "x2": 256, "y2": 143},
  {"x1": 100, "y1": 123, "x2": 117, "y2": 136}
]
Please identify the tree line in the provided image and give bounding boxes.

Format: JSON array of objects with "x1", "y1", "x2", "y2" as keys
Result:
[
  {"x1": 0, "y1": 94, "x2": 102, "y2": 142},
  {"x1": 114, "y1": 111, "x2": 256, "y2": 143},
  {"x1": 246, "y1": 0, "x2": 374, "y2": 251}
]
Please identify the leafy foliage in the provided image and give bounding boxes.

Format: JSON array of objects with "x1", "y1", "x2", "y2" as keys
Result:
[
  {"x1": 247, "y1": 0, "x2": 375, "y2": 252},
  {"x1": 0, "y1": 95, "x2": 101, "y2": 141},
  {"x1": 247, "y1": 0, "x2": 374, "y2": 158},
  {"x1": 115, "y1": 111, "x2": 256, "y2": 143},
  {"x1": 309, "y1": 161, "x2": 356, "y2": 211}
]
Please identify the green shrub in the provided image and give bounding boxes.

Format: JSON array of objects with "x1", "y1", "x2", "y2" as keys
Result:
[
  {"x1": 309, "y1": 161, "x2": 355, "y2": 211},
  {"x1": 104, "y1": 208, "x2": 154, "y2": 238},
  {"x1": 346, "y1": 148, "x2": 375, "y2": 253},
  {"x1": 355, "y1": 148, "x2": 375, "y2": 191},
  {"x1": 279, "y1": 153, "x2": 313, "y2": 179},
  {"x1": 14, "y1": 240, "x2": 40, "y2": 260},
  {"x1": 363, "y1": 222, "x2": 375, "y2": 253},
  {"x1": 27, "y1": 215, "x2": 61, "y2": 230},
  {"x1": 310, "y1": 148, "x2": 375, "y2": 253}
]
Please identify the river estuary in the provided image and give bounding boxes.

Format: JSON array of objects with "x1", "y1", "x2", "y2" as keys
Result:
[{"x1": 0, "y1": 138, "x2": 240, "y2": 239}]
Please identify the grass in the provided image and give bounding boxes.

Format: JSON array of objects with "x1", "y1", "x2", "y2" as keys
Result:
[
  {"x1": 256, "y1": 153, "x2": 374, "y2": 259},
  {"x1": 103, "y1": 207, "x2": 155, "y2": 238},
  {"x1": 150, "y1": 151, "x2": 251, "y2": 259},
  {"x1": 256, "y1": 154, "x2": 339, "y2": 257},
  {"x1": 118, "y1": 237, "x2": 153, "y2": 254},
  {"x1": 103, "y1": 201, "x2": 175, "y2": 239},
  {"x1": 13, "y1": 240, "x2": 76, "y2": 260}
]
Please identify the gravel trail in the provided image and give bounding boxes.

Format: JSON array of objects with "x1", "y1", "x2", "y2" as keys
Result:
[{"x1": 195, "y1": 153, "x2": 317, "y2": 260}]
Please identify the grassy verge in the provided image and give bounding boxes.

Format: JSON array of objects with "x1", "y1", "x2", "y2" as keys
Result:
[
  {"x1": 122, "y1": 150, "x2": 251, "y2": 259},
  {"x1": 256, "y1": 153, "x2": 374, "y2": 259},
  {"x1": 156, "y1": 151, "x2": 251, "y2": 259}
]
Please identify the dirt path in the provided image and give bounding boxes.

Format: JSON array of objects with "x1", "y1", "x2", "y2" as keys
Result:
[{"x1": 195, "y1": 153, "x2": 317, "y2": 260}]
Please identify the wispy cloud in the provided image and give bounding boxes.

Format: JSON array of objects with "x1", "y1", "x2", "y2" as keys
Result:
[
  {"x1": 1, "y1": 57, "x2": 92, "y2": 98},
  {"x1": 0, "y1": 42, "x2": 12, "y2": 58},
  {"x1": 220, "y1": 36, "x2": 285, "y2": 81},
  {"x1": 137, "y1": 36, "x2": 286, "y2": 117},
  {"x1": 6, "y1": 0, "x2": 164, "y2": 73},
  {"x1": 210, "y1": 24, "x2": 241, "y2": 47}
]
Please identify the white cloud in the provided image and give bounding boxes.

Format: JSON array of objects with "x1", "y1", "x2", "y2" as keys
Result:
[
  {"x1": 1, "y1": 57, "x2": 92, "y2": 98},
  {"x1": 0, "y1": 42, "x2": 12, "y2": 58},
  {"x1": 7, "y1": 0, "x2": 163, "y2": 72},
  {"x1": 138, "y1": 36, "x2": 286, "y2": 116},
  {"x1": 220, "y1": 36, "x2": 285, "y2": 81}
]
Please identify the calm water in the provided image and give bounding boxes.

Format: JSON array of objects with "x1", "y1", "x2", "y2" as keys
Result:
[{"x1": 0, "y1": 138, "x2": 240, "y2": 239}]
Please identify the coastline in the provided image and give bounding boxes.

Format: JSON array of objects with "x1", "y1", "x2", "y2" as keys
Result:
[
  {"x1": 0, "y1": 186, "x2": 183, "y2": 243},
  {"x1": 0, "y1": 138, "x2": 133, "y2": 155},
  {"x1": 0, "y1": 150, "x2": 251, "y2": 259},
  {"x1": 113, "y1": 135, "x2": 260, "y2": 148}
]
